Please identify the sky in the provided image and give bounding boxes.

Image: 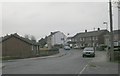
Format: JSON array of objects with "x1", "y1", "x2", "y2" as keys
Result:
[{"x1": 0, "y1": 1, "x2": 119, "y2": 40}]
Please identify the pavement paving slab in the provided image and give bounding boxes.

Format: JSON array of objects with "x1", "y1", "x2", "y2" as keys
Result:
[{"x1": 82, "y1": 51, "x2": 119, "y2": 74}]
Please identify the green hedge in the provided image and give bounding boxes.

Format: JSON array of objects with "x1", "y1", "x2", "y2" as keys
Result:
[
  {"x1": 50, "y1": 47, "x2": 59, "y2": 51},
  {"x1": 2, "y1": 56, "x2": 24, "y2": 60}
]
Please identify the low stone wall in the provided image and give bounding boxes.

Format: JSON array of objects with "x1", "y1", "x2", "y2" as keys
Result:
[{"x1": 114, "y1": 51, "x2": 120, "y2": 61}]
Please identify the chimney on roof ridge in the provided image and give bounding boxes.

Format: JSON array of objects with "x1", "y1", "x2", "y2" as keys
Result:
[
  {"x1": 51, "y1": 32, "x2": 53, "y2": 34},
  {"x1": 98, "y1": 28, "x2": 100, "y2": 31}
]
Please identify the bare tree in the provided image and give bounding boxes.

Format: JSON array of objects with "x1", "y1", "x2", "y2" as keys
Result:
[
  {"x1": 24, "y1": 34, "x2": 30, "y2": 39},
  {"x1": 30, "y1": 35, "x2": 36, "y2": 42}
]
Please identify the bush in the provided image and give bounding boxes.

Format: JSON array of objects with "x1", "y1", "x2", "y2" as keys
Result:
[
  {"x1": 54, "y1": 44, "x2": 63, "y2": 48},
  {"x1": 2, "y1": 56, "x2": 23, "y2": 60},
  {"x1": 50, "y1": 47, "x2": 59, "y2": 51},
  {"x1": 114, "y1": 51, "x2": 120, "y2": 62}
]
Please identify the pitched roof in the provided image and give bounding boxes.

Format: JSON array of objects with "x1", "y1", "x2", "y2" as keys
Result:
[
  {"x1": 47, "y1": 31, "x2": 60, "y2": 38},
  {"x1": 67, "y1": 37, "x2": 73, "y2": 39},
  {"x1": 73, "y1": 29, "x2": 109, "y2": 38},
  {"x1": 1, "y1": 33, "x2": 38, "y2": 45}
]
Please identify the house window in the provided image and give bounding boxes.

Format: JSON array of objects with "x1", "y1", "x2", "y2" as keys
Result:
[
  {"x1": 37, "y1": 46, "x2": 39, "y2": 50},
  {"x1": 89, "y1": 37, "x2": 91, "y2": 40},
  {"x1": 96, "y1": 37, "x2": 98, "y2": 40},
  {"x1": 80, "y1": 38, "x2": 82, "y2": 41},
  {"x1": 83, "y1": 38, "x2": 84, "y2": 41},
  {"x1": 31, "y1": 45, "x2": 34, "y2": 50},
  {"x1": 61, "y1": 38, "x2": 64, "y2": 40},
  {"x1": 92, "y1": 37, "x2": 94, "y2": 40}
]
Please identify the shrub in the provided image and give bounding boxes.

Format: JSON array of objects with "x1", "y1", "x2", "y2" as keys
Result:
[
  {"x1": 50, "y1": 47, "x2": 59, "y2": 51},
  {"x1": 2, "y1": 56, "x2": 23, "y2": 60}
]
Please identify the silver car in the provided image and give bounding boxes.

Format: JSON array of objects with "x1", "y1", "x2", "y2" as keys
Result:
[
  {"x1": 64, "y1": 46, "x2": 71, "y2": 50},
  {"x1": 82, "y1": 47, "x2": 95, "y2": 57}
]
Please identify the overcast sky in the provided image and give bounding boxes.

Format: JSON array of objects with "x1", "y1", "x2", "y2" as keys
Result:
[{"x1": 1, "y1": 2, "x2": 118, "y2": 40}]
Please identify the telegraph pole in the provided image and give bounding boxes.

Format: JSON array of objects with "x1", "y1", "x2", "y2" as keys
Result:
[{"x1": 109, "y1": 0, "x2": 114, "y2": 61}]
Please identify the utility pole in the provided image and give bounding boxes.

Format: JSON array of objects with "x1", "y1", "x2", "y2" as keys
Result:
[{"x1": 109, "y1": 0, "x2": 114, "y2": 61}]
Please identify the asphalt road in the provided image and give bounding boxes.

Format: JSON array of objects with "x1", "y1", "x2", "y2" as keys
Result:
[{"x1": 2, "y1": 49, "x2": 95, "y2": 74}]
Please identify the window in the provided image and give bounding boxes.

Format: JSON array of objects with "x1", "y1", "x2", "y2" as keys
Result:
[
  {"x1": 92, "y1": 37, "x2": 94, "y2": 40},
  {"x1": 80, "y1": 38, "x2": 82, "y2": 41},
  {"x1": 83, "y1": 38, "x2": 85, "y2": 41},
  {"x1": 37, "y1": 46, "x2": 39, "y2": 50},
  {"x1": 31, "y1": 45, "x2": 34, "y2": 50},
  {"x1": 96, "y1": 37, "x2": 98, "y2": 40},
  {"x1": 89, "y1": 37, "x2": 91, "y2": 40}
]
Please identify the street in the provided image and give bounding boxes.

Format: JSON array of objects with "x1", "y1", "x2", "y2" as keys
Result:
[{"x1": 2, "y1": 49, "x2": 118, "y2": 74}]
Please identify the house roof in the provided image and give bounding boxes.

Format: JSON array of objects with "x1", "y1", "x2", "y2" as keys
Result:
[
  {"x1": 67, "y1": 37, "x2": 73, "y2": 39},
  {"x1": 1, "y1": 33, "x2": 38, "y2": 45},
  {"x1": 73, "y1": 29, "x2": 109, "y2": 38},
  {"x1": 47, "y1": 31, "x2": 60, "y2": 38}
]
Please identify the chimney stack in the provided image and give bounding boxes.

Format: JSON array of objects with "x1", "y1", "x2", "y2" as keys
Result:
[
  {"x1": 51, "y1": 32, "x2": 53, "y2": 34},
  {"x1": 85, "y1": 30, "x2": 87, "y2": 33},
  {"x1": 98, "y1": 28, "x2": 100, "y2": 31}
]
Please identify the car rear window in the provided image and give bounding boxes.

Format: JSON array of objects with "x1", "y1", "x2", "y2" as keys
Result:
[{"x1": 84, "y1": 48, "x2": 94, "y2": 51}]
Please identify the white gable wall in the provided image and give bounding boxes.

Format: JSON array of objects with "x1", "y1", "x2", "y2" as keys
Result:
[{"x1": 51, "y1": 31, "x2": 67, "y2": 46}]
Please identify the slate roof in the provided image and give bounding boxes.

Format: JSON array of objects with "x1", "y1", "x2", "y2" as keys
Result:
[
  {"x1": 1, "y1": 33, "x2": 38, "y2": 45},
  {"x1": 47, "y1": 31, "x2": 60, "y2": 38},
  {"x1": 73, "y1": 29, "x2": 109, "y2": 38},
  {"x1": 67, "y1": 37, "x2": 73, "y2": 39}
]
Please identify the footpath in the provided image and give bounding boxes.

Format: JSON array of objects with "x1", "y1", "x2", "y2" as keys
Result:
[
  {"x1": 82, "y1": 51, "x2": 119, "y2": 74},
  {"x1": 1, "y1": 49, "x2": 68, "y2": 69}
]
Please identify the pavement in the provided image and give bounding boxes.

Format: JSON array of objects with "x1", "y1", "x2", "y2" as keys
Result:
[
  {"x1": 81, "y1": 51, "x2": 119, "y2": 74},
  {"x1": 1, "y1": 49, "x2": 68, "y2": 68}
]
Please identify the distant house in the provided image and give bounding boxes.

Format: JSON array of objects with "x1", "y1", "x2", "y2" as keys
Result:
[
  {"x1": 66, "y1": 37, "x2": 76, "y2": 48},
  {"x1": 38, "y1": 37, "x2": 47, "y2": 48},
  {"x1": 72, "y1": 28, "x2": 109, "y2": 49},
  {"x1": 104, "y1": 29, "x2": 120, "y2": 47},
  {"x1": 1, "y1": 33, "x2": 39, "y2": 58},
  {"x1": 47, "y1": 31, "x2": 67, "y2": 49}
]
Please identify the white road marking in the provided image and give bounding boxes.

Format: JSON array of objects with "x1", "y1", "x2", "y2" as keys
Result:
[{"x1": 79, "y1": 64, "x2": 88, "y2": 74}]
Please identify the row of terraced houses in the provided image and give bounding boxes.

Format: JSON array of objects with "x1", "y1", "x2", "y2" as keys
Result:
[{"x1": 0, "y1": 28, "x2": 120, "y2": 58}]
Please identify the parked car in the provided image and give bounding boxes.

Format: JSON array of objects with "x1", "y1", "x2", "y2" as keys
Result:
[
  {"x1": 64, "y1": 46, "x2": 71, "y2": 50},
  {"x1": 82, "y1": 47, "x2": 95, "y2": 57},
  {"x1": 74, "y1": 46, "x2": 79, "y2": 49}
]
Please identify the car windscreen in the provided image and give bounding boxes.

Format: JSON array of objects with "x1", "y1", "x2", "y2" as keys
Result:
[{"x1": 84, "y1": 48, "x2": 94, "y2": 51}]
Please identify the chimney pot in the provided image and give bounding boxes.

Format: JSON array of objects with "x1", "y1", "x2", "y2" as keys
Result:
[{"x1": 98, "y1": 28, "x2": 100, "y2": 31}]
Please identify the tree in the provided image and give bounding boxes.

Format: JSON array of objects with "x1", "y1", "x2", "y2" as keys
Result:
[
  {"x1": 24, "y1": 34, "x2": 30, "y2": 39},
  {"x1": 38, "y1": 37, "x2": 47, "y2": 48},
  {"x1": 30, "y1": 35, "x2": 36, "y2": 42}
]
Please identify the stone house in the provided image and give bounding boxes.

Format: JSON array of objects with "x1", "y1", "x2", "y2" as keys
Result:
[
  {"x1": 104, "y1": 29, "x2": 120, "y2": 47},
  {"x1": 72, "y1": 28, "x2": 109, "y2": 49}
]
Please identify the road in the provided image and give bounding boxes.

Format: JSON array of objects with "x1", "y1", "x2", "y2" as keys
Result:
[{"x1": 2, "y1": 49, "x2": 96, "y2": 74}]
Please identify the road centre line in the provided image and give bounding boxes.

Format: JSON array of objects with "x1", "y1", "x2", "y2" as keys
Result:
[{"x1": 79, "y1": 64, "x2": 88, "y2": 74}]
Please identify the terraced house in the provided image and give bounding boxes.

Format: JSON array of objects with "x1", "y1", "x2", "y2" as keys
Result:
[
  {"x1": 1, "y1": 33, "x2": 39, "y2": 58},
  {"x1": 71, "y1": 28, "x2": 109, "y2": 49}
]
